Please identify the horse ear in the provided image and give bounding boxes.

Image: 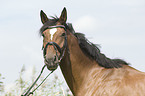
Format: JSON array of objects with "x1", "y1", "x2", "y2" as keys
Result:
[
  {"x1": 59, "y1": 7, "x2": 67, "y2": 24},
  {"x1": 40, "y1": 10, "x2": 49, "y2": 24}
]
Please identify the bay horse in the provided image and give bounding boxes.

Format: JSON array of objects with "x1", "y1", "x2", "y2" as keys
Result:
[{"x1": 39, "y1": 7, "x2": 145, "y2": 96}]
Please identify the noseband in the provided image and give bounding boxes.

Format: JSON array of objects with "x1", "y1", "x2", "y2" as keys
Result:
[{"x1": 42, "y1": 25, "x2": 67, "y2": 63}]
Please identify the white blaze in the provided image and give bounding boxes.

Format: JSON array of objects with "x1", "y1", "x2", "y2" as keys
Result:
[{"x1": 50, "y1": 28, "x2": 57, "y2": 40}]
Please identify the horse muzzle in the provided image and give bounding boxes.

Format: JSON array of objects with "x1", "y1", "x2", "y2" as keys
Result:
[{"x1": 44, "y1": 55, "x2": 59, "y2": 71}]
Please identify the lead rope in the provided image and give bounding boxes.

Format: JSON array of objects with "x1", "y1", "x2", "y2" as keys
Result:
[{"x1": 21, "y1": 65, "x2": 54, "y2": 96}]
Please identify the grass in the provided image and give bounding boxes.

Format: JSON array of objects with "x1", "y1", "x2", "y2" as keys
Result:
[{"x1": 1, "y1": 65, "x2": 72, "y2": 96}]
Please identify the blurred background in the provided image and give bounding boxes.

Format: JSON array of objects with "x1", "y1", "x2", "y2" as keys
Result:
[{"x1": 0, "y1": 0, "x2": 145, "y2": 95}]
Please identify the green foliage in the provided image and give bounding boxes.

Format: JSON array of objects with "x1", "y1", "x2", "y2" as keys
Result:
[
  {"x1": 2, "y1": 65, "x2": 72, "y2": 96},
  {"x1": 0, "y1": 73, "x2": 4, "y2": 94}
]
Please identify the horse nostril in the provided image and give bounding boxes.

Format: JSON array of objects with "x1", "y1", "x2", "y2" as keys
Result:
[
  {"x1": 44, "y1": 55, "x2": 46, "y2": 59},
  {"x1": 54, "y1": 56, "x2": 56, "y2": 61}
]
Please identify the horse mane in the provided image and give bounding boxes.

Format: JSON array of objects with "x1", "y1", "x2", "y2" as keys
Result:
[
  {"x1": 74, "y1": 33, "x2": 129, "y2": 68},
  {"x1": 39, "y1": 16, "x2": 129, "y2": 68}
]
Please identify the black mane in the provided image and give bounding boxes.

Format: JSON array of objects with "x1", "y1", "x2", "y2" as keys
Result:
[
  {"x1": 74, "y1": 33, "x2": 129, "y2": 68},
  {"x1": 39, "y1": 17, "x2": 129, "y2": 68}
]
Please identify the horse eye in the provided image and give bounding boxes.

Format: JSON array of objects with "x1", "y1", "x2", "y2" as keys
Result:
[
  {"x1": 61, "y1": 33, "x2": 66, "y2": 37},
  {"x1": 42, "y1": 34, "x2": 44, "y2": 37}
]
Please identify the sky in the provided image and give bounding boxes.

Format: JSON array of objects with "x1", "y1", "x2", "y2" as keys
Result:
[{"x1": 0, "y1": 0, "x2": 145, "y2": 91}]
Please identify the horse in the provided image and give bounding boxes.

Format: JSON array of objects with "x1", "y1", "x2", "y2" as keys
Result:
[{"x1": 39, "y1": 7, "x2": 145, "y2": 96}]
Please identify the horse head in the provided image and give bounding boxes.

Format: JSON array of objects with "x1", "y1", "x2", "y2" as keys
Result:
[{"x1": 40, "y1": 7, "x2": 67, "y2": 71}]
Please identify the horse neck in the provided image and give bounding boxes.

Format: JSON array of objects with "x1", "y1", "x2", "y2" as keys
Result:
[{"x1": 59, "y1": 33, "x2": 99, "y2": 94}]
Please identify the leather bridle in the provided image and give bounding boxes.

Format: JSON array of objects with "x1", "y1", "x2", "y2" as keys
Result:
[
  {"x1": 42, "y1": 25, "x2": 67, "y2": 64},
  {"x1": 21, "y1": 25, "x2": 68, "y2": 96}
]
